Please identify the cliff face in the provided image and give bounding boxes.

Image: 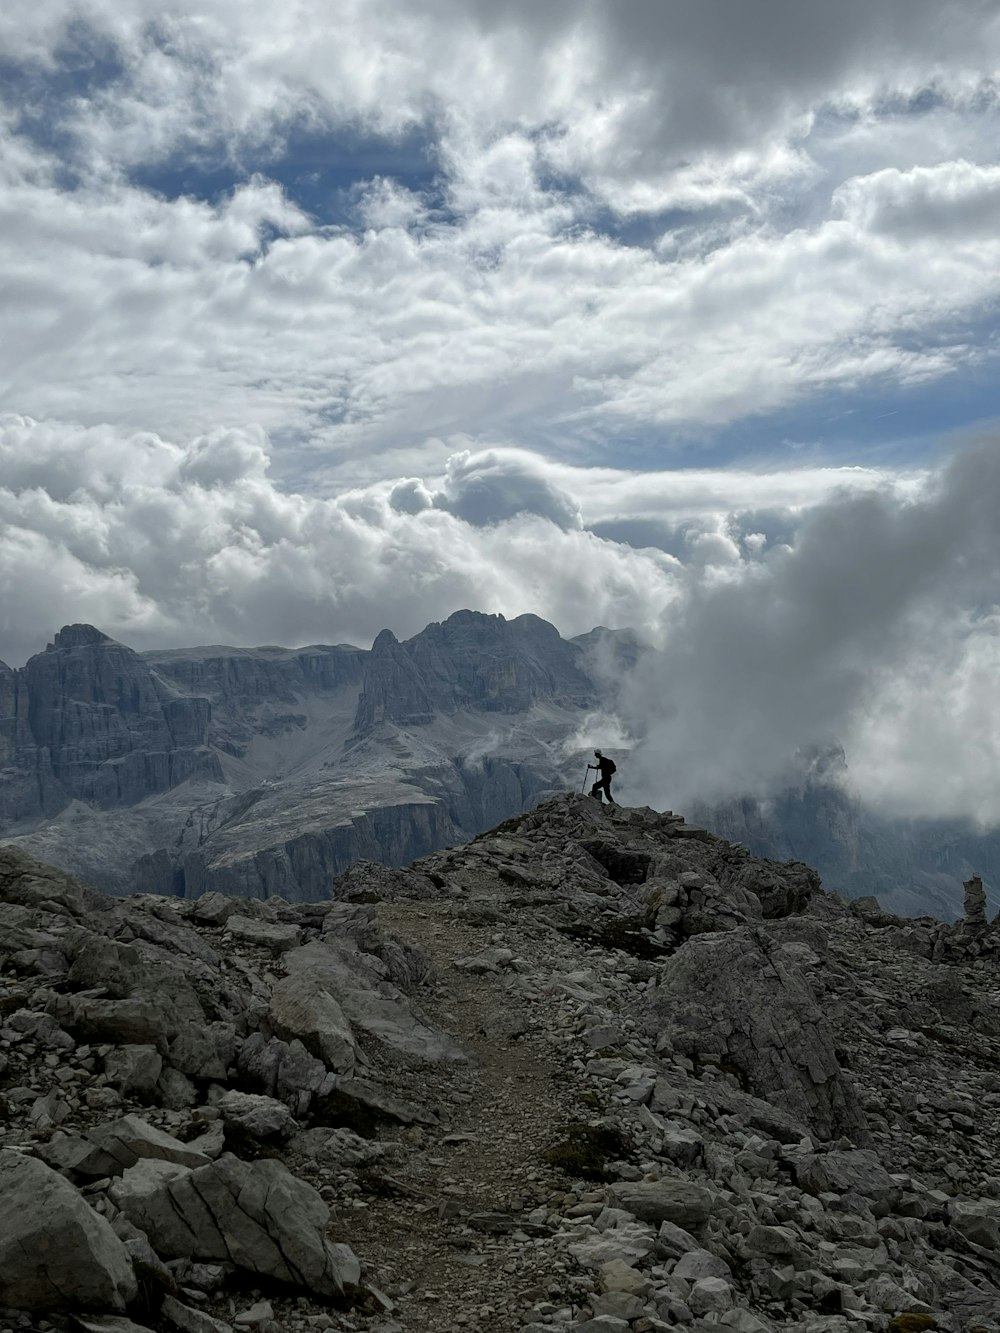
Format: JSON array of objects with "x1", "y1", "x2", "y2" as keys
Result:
[
  {"x1": 144, "y1": 640, "x2": 366, "y2": 758},
  {"x1": 0, "y1": 612, "x2": 597, "y2": 901},
  {"x1": 354, "y1": 611, "x2": 596, "y2": 731},
  {"x1": 0, "y1": 626, "x2": 221, "y2": 823},
  {"x1": 5, "y1": 614, "x2": 997, "y2": 918}
]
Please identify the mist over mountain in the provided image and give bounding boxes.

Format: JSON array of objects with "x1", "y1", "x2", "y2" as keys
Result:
[{"x1": 1, "y1": 610, "x2": 997, "y2": 920}]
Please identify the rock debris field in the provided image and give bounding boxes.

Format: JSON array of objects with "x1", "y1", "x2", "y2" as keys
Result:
[{"x1": 2, "y1": 792, "x2": 1000, "y2": 1333}]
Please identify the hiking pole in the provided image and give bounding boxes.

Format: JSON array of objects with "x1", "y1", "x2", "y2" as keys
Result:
[{"x1": 580, "y1": 765, "x2": 589, "y2": 793}]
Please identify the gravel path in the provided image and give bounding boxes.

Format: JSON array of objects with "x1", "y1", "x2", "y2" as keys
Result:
[{"x1": 346, "y1": 900, "x2": 586, "y2": 1332}]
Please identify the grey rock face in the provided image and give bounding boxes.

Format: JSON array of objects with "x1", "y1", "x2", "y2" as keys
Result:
[
  {"x1": 110, "y1": 1153, "x2": 359, "y2": 1296},
  {"x1": 644, "y1": 926, "x2": 870, "y2": 1144},
  {"x1": 0, "y1": 1151, "x2": 137, "y2": 1311},
  {"x1": 0, "y1": 625, "x2": 220, "y2": 823},
  {"x1": 267, "y1": 972, "x2": 357, "y2": 1073},
  {"x1": 354, "y1": 610, "x2": 596, "y2": 731},
  {"x1": 2, "y1": 613, "x2": 591, "y2": 902},
  {"x1": 606, "y1": 1181, "x2": 716, "y2": 1230}
]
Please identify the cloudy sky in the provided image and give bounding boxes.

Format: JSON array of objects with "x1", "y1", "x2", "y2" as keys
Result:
[{"x1": 2, "y1": 0, "x2": 1000, "y2": 816}]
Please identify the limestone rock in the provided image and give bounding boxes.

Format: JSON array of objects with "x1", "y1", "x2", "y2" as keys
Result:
[
  {"x1": 794, "y1": 1149, "x2": 894, "y2": 1201},
  {"x1": 103, "y1": 1044, "x2": 163, "y2": 1096},
  {"x1": 69, "y1": 1319, "x2": 157, "y2": 1333},
  {"x1": 268, "y1": 972, "x2": 356, "y2": 1073},
  {"x1": 161, "y1": 1295, "x2": 234, "y2": 1333},
  {"x1": 86, "y1": 1114, "x2": 212, "y2": 1175},
  {"x1": 606, "y1": 1180, "x2": 715, "y2": 1230},
  {"x1": 643, "y1": 926, "x2": 870, "y2": 1144},
  {"x1": 109, "y1": 1152, "x2": 359, "y2": 1296},
  {"x1": 215, "y1": 1090, "x2": 299, "y2": 1141},
  {"x1": 224, "y1": 915, "x2": 303, "y2": 951},
  {"x1": 0, "y1": 1150, "x2": 137, "y2": 1311},
  {"x1": 168, "y1": 1023, "x2": 237, "y2": 1081},
  {"x1": 282, "y1": 940, "x2": 464, "y2": 1064}
]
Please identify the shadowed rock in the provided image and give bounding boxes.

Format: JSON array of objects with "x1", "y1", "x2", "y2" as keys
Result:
[{"x1": 0, "y1": 1151, "x2": 137, "y2": 1311}]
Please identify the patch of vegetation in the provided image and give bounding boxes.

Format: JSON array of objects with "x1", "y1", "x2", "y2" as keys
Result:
[
  {"x1": 540, "y1": 1122, "x2": 631, "y2": 1181},
  {"x1": 577, "y1": 1090, "x2": 605, "y2": 1112},
  {"x1": 888, "y1": 1317, "x2": 938, "y2": 1333}
]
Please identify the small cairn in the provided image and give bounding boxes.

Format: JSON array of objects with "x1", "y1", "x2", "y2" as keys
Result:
[{"x1": 963, "y1": 873, "x2": 987, "y2": 928}]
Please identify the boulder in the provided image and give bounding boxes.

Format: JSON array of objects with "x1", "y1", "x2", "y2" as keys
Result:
[
  {"x1": 644, "y1": 927, "x2": 870, "y2": 1145},
  {"x1": 69, "y1": 1319, "x2": 157, "y2": 1333},
  {"x1": 160, "y1": 1296, "x2": 234, "y2": 1333},
  {"x1": 268, "y1": 972, "x2": 356, "y2": 1073},
  {"x1": 689, "y1": 1276, "x2": 735, "y2": 1314},
  {"x1": 109, "y1": 1152, "x2": 359, "y2": 1296},
  {"x1": 0, "y1": 1150, "x2": 137, "y2": 1311},
  {"x1": 103, "y1": 1045, "x2": 163, "y2": 1096},
  {"x1": 168, "y1": 1023, "x2": 237, "y2": 1081},
  {"x1": 85, "y1": 1115, "x2": 212, "y2": 1176},
  {"x1": 225, "y1": 916, "x2": 303, "y2": 951},
  {"x1": 606, "y1": 1180, "x2": 715, "y2": 1230},
  {"x1": 794, "y1": 1149, "x2": 894, "y2": 1202},
  {"x1": 235, "y1": 1033, "x2": 335, "y2": 1115},
  {"x1": 215, "y1": 1090, "x2": 299, "y2": 1141},
  {"x1": 949, "y1": 1199, "x2": 1000, "y2": 1250},
  {"x1": 673, "y1": 1248, "x2": 731, "y2": 1281},
  {"x1": 282, "y1": 941, "x2": 464, "y2": 1064}
]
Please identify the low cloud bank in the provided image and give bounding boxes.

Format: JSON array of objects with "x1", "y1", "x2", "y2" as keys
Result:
[{"x1": 621, "y1": 439, "x2": 1000, "y2": 824}]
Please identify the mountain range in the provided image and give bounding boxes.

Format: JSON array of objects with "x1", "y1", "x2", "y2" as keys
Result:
[{"x1": 1, "y1": 611, "x2": 997, "y2": 919}]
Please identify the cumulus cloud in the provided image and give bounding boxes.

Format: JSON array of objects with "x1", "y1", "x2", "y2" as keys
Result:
[
  {"x1": 433, "y1": 449, "x2": 582, "y2": 529},
  {"x1": 0, "y1": 419, "x2": 681, "y2": 667},
  {"x1": 1, "y1": 2, "x2": 1000, "y2": 457}
]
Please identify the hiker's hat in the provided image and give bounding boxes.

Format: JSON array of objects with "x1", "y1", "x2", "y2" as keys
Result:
[{"x1": 594, "y1": 749, "x2": 602, "y2": 756}]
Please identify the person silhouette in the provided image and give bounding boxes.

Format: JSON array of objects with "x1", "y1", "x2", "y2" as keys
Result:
[{"x1": 587, "y1": 749, "x2": 617, "y2": 803}]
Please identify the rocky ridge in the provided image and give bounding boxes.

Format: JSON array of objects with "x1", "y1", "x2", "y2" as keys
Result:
[{"x1": 3, "y1": 794, "x2": 1000, "y2": 1333}]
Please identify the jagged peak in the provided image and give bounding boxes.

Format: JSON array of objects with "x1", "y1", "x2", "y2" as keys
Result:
[
  {"x1": 442, "y1": 608, "x2": 505, "y2": 626},
  {"x1": 370, "y1": 628, "x2": 399, "y2": 652},
  {"x1": 48, "y1": 624, "x2": 116, "y2": 652}
]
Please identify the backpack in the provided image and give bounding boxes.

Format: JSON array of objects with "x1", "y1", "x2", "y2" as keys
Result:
[{"x1": 604, "y1": 758, "x2": 616, "y2": 775}]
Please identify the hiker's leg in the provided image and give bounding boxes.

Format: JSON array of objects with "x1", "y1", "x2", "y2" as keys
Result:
[
  {"x1": 590, "y1": 780, "x2": 603, "y2": 800},
  {"x1": 605, "y1": 780, "x2": 616, "y2": 804}
]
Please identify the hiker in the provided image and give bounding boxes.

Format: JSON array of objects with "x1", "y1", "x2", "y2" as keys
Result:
[{"x1": 588, "y1": 749, "x2": 617, "y2": 803}]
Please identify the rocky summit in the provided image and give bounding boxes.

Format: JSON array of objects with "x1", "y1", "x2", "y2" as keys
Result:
[{"x1": 2, "y1": 793, "x2": 1000, "y2": 1333}]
